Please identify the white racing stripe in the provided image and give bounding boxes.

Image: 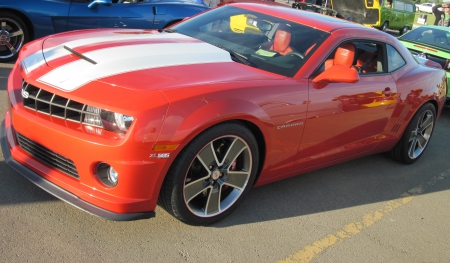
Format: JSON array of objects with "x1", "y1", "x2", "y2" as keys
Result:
[
  {"x1": 23, "y1": 32, "x2": 192, "y2": 75},
  {"x1": 23, "y1": 33, "x2": 232, "y2": 91},
  {"x1": 37, "y1": 41, "x2": 232, "y2": 91}
]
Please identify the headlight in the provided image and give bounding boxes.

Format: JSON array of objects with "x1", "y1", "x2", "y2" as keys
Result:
[{"x1": 84, "y1": 106, "x2": 134, "y2": 134}]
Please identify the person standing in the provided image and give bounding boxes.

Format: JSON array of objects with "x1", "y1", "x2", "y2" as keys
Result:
[{"x1": 432, "y1": 2, "x2": 450, "y2": 26}]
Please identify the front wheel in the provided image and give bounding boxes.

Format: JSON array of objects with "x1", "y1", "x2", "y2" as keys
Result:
[
  {"x1": 381, "y1": 21, "x2": 388, "y2": 32},
  {"x1": 388, "y1": 103, "x2": 436, "y2": 164},
  {"x1": 0, "y1": 12, "x2": 29, "y2": 62},
  {"x1": 159, "y1": 122, "x2": 259, "y2": 225}
]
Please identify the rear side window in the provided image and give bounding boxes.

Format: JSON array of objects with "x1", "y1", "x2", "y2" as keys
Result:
[{"x1": 387, "y1": 44, "x2": 406, "y2": 72}]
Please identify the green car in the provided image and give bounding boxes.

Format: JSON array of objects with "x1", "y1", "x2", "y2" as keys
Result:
[{"x1": 399, "y1": 25, "x2": 450, "y2": 107}]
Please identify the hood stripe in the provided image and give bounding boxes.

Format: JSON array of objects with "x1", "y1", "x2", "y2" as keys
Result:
[
  {"x1": 22, "y1": 33, "x2": 200, "y2": 74},
  {"x1": 37, "y1": 41, "x2": 232, "y2": 91}
]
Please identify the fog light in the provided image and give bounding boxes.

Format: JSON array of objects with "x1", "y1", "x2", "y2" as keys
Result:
[
  {"x1": 96, "y1": 162, "x2": 119, "y2": 187},
  {"x1": 108, "y1": 167, "x2": 119, "y2": 184}
]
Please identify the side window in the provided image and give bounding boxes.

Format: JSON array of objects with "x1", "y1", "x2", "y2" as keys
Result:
[
  {"x1": 405, "y1": 3, "x2": 414, "y2": 12},
  {"x1": 387, "y1": 44, "x2": 406, "y2": 72},
  {"x1": 393, "y1": 0, "x2": 405, "y2": 11},
  {"x1": 314, "y1": 40, "x2": 385, "y2": 76}
]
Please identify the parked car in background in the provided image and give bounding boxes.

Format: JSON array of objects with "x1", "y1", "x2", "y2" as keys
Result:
[
  {"x1": 0, "y1": 0, "x2": 209, "y2": 62},
  {"x1": 2, "y1": 3, "x2": 447, "y2": 226},
  {"x1": 398, "y1": 25, "x2": 450, "y2": 106},
  {"x1": 415, "y1": 2, "x2": 435, "y2": 13},
  {"x1": 329, "y1": 0, "x2": 415, "y2": 35}
]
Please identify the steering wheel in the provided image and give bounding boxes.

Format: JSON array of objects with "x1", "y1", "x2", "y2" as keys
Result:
[{"x1": 286, "y1": 52, "x2": 304, "y2": 59}]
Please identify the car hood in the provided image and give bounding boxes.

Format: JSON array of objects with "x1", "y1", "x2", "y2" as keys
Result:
[{"x1": 21, "y1": 29, "x2": 284, "y2": 92}]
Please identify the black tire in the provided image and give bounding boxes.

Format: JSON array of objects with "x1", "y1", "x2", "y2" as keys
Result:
[
  {"x1": 388, "y1": 103, "x2": 436, "y2": 164},
  {"x1": 381, "y1": 22, "x2": 388, "y2": 32},
  {"x1": 0, "y1": 12, "x2": 29, "y2": 62},
  {"x1": 159, "y1": 122, "x2": 259, "y2": 225},
  {"x1": 400, "y1": 26, "x2": 409, "y2": 35}
]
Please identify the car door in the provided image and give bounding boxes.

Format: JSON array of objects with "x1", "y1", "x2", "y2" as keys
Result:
[
  {"x1": 296, "y1": 41, "x2": 398, "y2": 168},
  {"x1": 67, "y1": 0, "x2": 155, "y2": 31}
]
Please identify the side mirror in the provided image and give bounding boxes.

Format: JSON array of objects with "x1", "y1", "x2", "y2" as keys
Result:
[
  {"x1": 444, "y1": 59, "x2": 450, "y2": 70},
  {"x1": 312, "y1": 65, "x2": 359, "y2": 88},
  {"x1": 88, "y1": 0, "x2": 112, "y2": 8}
]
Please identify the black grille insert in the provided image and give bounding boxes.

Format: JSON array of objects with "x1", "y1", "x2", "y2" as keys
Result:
[
  {"x1": 22, "y1": 81, "x2": 103, "y2": 127},
  {"x1": 16, "y1": 133, "x2": 79, "y2": 179}
]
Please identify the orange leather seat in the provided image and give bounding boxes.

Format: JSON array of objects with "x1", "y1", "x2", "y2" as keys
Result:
[
  {"x1": 324, "y1": 42, "x2": 356, "y2": 70},
  {"x1": 267, "y1": 24, "x2": 294, "y2": 55}
]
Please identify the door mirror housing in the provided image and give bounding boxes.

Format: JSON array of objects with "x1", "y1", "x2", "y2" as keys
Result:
[
  {"x1": 313, "y1": 65, "x2": 360, "y2": 85},
  {"x1": 88, "y1": 0, "x2": 112, "y2": 8}
]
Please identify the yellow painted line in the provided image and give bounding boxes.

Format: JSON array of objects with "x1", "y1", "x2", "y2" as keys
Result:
[
  {"x1": 0, "y1": 63, "x2": 14, "y2": 69},
  {"x1": 278, "y1": 169, "x2": 450, "y2": 263}
]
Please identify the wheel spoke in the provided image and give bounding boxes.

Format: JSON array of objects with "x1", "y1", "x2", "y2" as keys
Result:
[
  {"x1": 184, "y1": 177, "x2": 210, "y2": 202},
  {"x1": 225, "y1": 171, "x2": 250, "y2": 190},
  {"x1": 408, "y1": 136, "x2": 419, "y2": 158},
  {"x1": 9, "y1": 29, "x2": 23, "y2": 38},
  {"x1": 420, "y1": 112, "x2": 433, "y2": 130},
  {"x1": 1, "y1": 20, "x2": 5, "y2": 34},
  {"x1": 205, "y1": 188, "x2": 221, "y2": 215},
  {"x1": 417, "y1": 135, "x2": 427, "y2": 150},
  {"x1": 4, "y1": 41, "x2": 16, "y2": 55},
  {"x1": 197, "y1": 143, "x2": 218, "y2": 170},
  {"x1": 220, "y1": 138, "x2": 246, "y2": 166}
]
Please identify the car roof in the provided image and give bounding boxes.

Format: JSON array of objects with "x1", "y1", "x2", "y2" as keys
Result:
[{"x1": 230, "y1": 2, "x2": 377, "y2": 33}]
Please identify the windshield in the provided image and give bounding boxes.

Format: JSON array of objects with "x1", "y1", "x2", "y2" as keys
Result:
[
  {"x1": 171, "y1": 6, "x2": 330, "y2": 77},
  {"x1": 399, "y1": 27, "x2": 450, "y2": 50}
]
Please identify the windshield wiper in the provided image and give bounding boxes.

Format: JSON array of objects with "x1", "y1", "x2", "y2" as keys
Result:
[
  {"x1": 63, "y1": 45, "x2": 97, "y2": 65},
  {"x1": 229, "y1": 50, "x2": 255, "y2": 66}
]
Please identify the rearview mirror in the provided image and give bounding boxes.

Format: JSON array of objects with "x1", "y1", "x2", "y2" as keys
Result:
[{"x1": 256, "y1": 21, "x2": 272, "y2": 31}]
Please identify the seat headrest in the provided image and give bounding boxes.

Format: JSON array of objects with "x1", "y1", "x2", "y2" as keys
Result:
[
  {"x1": 334, "y1": 42, "x2": 356, "y2": 67},
  {"x1": 273, "y1": 24, "x2": 292, "y2": 53}
]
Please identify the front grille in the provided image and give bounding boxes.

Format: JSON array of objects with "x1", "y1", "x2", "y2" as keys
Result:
[
  {"x1": 16, "y1": 133, "x2": 79, "y2": 179},
  {"x1": 21, "y1": 81, "x2": 103, "y2": 128}
]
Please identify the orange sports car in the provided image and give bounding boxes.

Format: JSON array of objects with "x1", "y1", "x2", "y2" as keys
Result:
[{"x1": 1, "y1": 3, "x2": 447, "y2": 225}]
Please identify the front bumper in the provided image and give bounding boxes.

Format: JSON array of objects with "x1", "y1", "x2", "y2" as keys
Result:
[{"x1": 1, "y1": 119, "x2": 155, "y2": 221}]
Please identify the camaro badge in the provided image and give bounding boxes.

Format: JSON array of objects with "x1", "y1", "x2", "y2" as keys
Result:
[{"x1": 277, "y1": 122, "x2": 303, "y2": 129}]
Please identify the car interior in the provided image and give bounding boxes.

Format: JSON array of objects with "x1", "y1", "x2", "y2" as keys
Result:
[{"x1": 315, "y1": 41, "x2": 383, "y2": 76}]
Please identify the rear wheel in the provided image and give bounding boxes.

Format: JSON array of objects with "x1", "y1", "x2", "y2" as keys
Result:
[
  {"x1": 388, "y1": 103, "x2": 436, "y2": 164},
  {"x1": 0, "y1": 12, "x2": 29, "y2": 62},
  {"x1": 159, "y1": 122, "x2": 259, "y2": 225},
  {"x1": 400, "y1": 26, "x2": 409, "y2": 35}
]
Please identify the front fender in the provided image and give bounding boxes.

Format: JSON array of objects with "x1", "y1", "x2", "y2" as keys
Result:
[{"x1": 158, "y1": 97, "x2": 273, "y2": 149}]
